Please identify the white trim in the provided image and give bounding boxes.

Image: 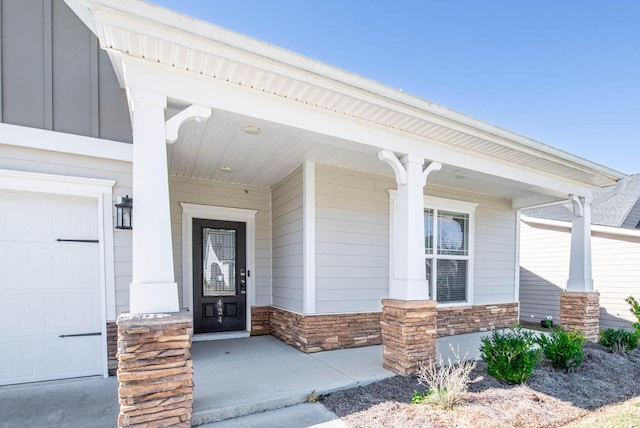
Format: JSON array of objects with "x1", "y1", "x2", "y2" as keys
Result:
[
  {"x1": 514, "y1": 211, "x2": 521, "y2": 309},
  {"x1": 521, "y1": 215, "x2": 640, "y2": 239},
  {"x1": 165, "y1": 104, "x2": 212, "y2": 144},
  {"x1": 0, "y1": 169, "x2": 116, "y2": 379},
  {"x1": 0, "y1": 122, "x2": 133, "y2": 162},
  {"x1": 388, "y1": 190, "x2": 478, "y2": 307},
  {"x1": 303, "y1": 161, "x2": 316, "y2": 314},
  {"x1": 180, "y1": 203, "x2": 257, "y2": 333},
  {"x1": 192, "y1": 331, "x2": 250, "y2": 342}
]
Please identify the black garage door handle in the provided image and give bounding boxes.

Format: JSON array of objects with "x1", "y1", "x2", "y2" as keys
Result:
[{"x1": 59, "y1": 332, "x2": 102, "y2": 338}]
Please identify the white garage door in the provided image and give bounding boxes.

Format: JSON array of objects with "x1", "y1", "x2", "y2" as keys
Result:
[{"x1": 0, "y1": 191, "x2": 103, "y2": 385}]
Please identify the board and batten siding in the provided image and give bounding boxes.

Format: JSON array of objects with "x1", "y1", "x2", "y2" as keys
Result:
[
  {"x1": 520, "y1": 219, "x2": 640, "y2": 330},
  {"x1": 0, "y1": 144, "x2": 133, "y2": 317},
  {"x1": 168, "y1": 176, "x2": 272, "y2": 308},
  {"x1": 314, "y1": 165, "x2": 517, "y2": 314},
  {"x1": 271, "y1": 167, "x2": 304, "y2": 312},
  {"x1": 0, "y1": 0, "x2": 131, "y2": 142}
]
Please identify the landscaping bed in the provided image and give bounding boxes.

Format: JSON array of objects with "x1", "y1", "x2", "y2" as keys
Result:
[{"x1": 321, "y1": 343, "x2": 640, "y2": 428}]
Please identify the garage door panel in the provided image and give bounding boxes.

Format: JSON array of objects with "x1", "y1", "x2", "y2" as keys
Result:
[
  {"x1": 0, "y1": 243, "x2": 99, "y2": 288},
  {"x1": 0, "y1": 335, "x2": 102, "y2": 385},
  {"x1": 0, "y1": 290, "x2": 102, "y2": 336},
  {"x1": 0, "y1": 191, "x2": 104, "y2": 385}
]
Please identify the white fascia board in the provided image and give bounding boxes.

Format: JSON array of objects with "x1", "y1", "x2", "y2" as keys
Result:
[
  {"x1": 0, "y1": 123, "x2": 132, "y2": 162},
  {"x1": 73, "y1": 0, "x2": 625, "y2": 184},
  {"x1": 120, "y1": 56, "x2": 593, "y2": 198},
  {"x1": 521, "y1": 215, "x2": 640, "y2": 239}
]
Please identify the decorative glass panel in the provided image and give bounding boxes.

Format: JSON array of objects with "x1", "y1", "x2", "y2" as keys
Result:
[
  {"x1": 436, "y1": 260, "x2": 467, "y2": 303},
  {"x1": 202, "y1": 228, "x2": 236, "y2": 296},
  {"x1": 437, "y1": 211, "x2": 469, "y2": 256},
  {"x1": 424, "y1": 209, "x2": 434, "y2": 255}
]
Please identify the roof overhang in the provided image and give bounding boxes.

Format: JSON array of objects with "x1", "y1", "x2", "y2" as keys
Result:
[{"x1": 65, "y1": 0, "x2": 628, "y2": 199}]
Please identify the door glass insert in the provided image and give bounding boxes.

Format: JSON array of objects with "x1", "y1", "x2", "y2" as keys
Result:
[{"x1": 202, "y1": 228, "x2": 236, "y2": 296}]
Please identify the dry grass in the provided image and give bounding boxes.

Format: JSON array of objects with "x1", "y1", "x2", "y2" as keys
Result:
[{"x1": 321, "y1": 343, "x2": 640, "y2": 428}]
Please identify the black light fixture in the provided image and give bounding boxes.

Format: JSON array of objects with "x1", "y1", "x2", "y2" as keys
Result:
[{"x1": 115, "y1": 195, "x2": 133, "y2": 230}]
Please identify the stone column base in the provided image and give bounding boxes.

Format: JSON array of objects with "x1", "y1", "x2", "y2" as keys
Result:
[
  {"x1": 380, "y1": 299, "x2": 437, "y2": 376},
  {"x1": 117, "y1": 312, "x2": 193, "y2": 427},
  {"x1": 560, "y1": 292, "x2": 600, "y2": 341}
]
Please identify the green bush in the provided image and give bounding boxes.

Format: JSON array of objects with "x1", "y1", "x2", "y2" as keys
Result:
[
  {"x1": 600, "y1": 328, "x2": 639, "y2": 354},
  {"x1": 480, "y1": 327, "x2": 540, "y2": 384},
  {"x1": 626, "y1": 296, "x2": 640, "y2": 332},
  {"x1": 536, "y1": 327, "x2": 586, "y2": 371}
]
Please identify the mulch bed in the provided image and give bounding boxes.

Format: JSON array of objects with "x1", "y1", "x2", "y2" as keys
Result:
[{"x1": 321, "y1": 343, "x2": 640, "y2": 428}]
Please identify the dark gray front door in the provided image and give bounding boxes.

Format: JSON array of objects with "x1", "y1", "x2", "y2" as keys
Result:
[{"x1": 193, "y1": 219, "x2": 247, "y2": 333}]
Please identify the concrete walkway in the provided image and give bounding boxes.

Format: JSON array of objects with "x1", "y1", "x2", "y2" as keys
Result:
[{"x1": 0, "y1": 330, "x2": 500, "y2": 427}]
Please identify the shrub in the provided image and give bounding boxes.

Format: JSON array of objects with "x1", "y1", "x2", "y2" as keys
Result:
[
  {"x1": 536, "y1": 327, "x2": 586, "y2": 371},
  {"x1": 413, "y1": 348, "x2": 477, "y2": 410},
  {"x1": 480, "y1": 327, "x2": 540, "y2": 384},
  {"x1": 600, "y1": 328, "x2": 639, "y2": 354},
  {"x1": 626, "y1": 296, "x2": 640, "y2": 332}
]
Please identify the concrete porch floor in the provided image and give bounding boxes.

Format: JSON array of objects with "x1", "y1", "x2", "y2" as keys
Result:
[{"x1": 0, "y1": 330, "x2": 497, "y2": 427}]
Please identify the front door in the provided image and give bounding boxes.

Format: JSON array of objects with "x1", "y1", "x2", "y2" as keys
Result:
[{"x1": 193, "y1": 219, "x2": 247, "y2": 334}]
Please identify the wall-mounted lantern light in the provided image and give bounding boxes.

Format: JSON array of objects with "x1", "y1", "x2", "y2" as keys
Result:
[{"x1": 115, "y1": 195, "x2": 133, "y2": 230}]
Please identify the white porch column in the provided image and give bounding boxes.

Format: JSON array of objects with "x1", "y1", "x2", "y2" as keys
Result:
[
  {"x1": 128, "y1": 88, "x2": 179, "y2": 314},
  {"x1": 566, "y1": 196, "x2": 594, "y2": 292},
  {"x1": 379, "y1": 151, "x2": 441, "y2": 300}
]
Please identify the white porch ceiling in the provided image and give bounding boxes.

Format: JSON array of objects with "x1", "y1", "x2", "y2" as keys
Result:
[{"x1": 167, "y1": 108, "x2": 535, "y2": 200}]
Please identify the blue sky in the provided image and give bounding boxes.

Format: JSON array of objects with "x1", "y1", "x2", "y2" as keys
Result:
[{"x1": 150, "y1": 1, "x2": 639, "y2": 174}]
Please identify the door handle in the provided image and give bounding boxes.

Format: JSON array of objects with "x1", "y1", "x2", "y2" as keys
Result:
[{"x1": 59, "y1": 332, "x2": 102, "y2": 338}]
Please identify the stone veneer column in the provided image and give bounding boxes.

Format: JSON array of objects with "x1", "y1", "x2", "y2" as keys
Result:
[
  {"x1": 117, "y1": 312, "x2": 193, "y2": 427},
  {"x1": 380, "y1": 299, "x2": 437, "y2": 375},
  {"x1": 560, "y1": 292, "x2": 600, "y2": 341}
]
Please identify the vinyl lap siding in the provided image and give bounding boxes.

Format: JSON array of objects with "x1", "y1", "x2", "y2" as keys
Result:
[
  {"x1": 168, "y1": 176, "x2": 272, "y2": 308},
  {"x1": 519, "y1": 220, "x2": 640, "y2": 330},
  {"x1": 271, "y1": 167, "x2": 303, "y2": 312},
  {"x1": 314, "y1": 165, "x2": 517, "y2": 314},
  {"x1": 315, "y1": 166, "x2": 391, "y2": 313}
]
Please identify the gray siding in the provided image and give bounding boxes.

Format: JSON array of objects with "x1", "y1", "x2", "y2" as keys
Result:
[
  {"x1": 315, "y1": 166, "x2": 391, "y2": 313},
  {"x1": 271, "y1": 167, "x2": 303, "y2": 312},
  {"x1": 520, "y1": 219, "x2": 640, "y2": 330},
  {"x1": 314, "y1": 165, "x2": 517, "y2": 313},
  {"x1": 0, "y1": 0, "x2": 131, "y2": 142},
  {"x1": 168, "y1": 176, "x2": 273, "y2": 308},
  {"x1": 0, "y1": 143, "x2": 133, "y2": 317}
]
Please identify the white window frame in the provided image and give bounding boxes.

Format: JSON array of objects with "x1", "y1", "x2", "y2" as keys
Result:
[{"x1": 389, "y1": 191, "x2": 477, "y2": 307}]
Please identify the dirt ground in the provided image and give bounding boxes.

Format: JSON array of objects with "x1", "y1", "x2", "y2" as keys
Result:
[{"x1": 321, "y1": 343, "x2": 640, "y2": 428}]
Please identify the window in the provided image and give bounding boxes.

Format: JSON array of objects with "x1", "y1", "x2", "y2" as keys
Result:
[{"x1": 424, "y1": 205, "x2": 473, "y2": 303}]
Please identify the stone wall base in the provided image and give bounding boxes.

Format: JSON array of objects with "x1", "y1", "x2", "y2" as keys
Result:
[
  {"x1": 436, "y1": 303, "x2": 519, "y2": 337},
  {"x1": 107, "y1": 321, "x2": 118, "y2": 376},
  {"x1": 117, "y1": 312, "x2": 194, "y2": 428},
  {"x1": 269, "y1": 307, "x2": 381, "y2": 352},
  {"x1": 380, "y1": 299, "x2": 437, "y2": 376},
  {"x1": 560, "y1": 292, "x2": 600, "y2": 341},
  {"x1": 250, "y1": 306, "x2": 270, "y2": 336}
]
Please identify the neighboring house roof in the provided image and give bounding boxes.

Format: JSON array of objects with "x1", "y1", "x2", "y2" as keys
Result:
[{"x1": 525, "y1": 174, "x2": 640, "y2": 228}]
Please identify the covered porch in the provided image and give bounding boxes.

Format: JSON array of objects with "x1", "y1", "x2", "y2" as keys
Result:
[{"x1": 63, "y1": 1, "x2": 626, "y2": 426}]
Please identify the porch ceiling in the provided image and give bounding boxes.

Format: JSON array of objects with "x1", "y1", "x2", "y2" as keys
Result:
[{"x1": 167, "y1": 107, "x2": 536, "y2": 200}]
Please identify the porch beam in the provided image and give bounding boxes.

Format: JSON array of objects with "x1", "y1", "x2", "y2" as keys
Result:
[
  {"x1": 512, "y1": 194, "x2": 568, "y2": 211},
  {"x1": 119, "y1": 56, "x2": 593, "y2": 200},
  {"x1": 566, "y1": 196, "x2": 594, "y2": 292},
  {"x1": 128, "y1": 88, "x2": 179, "y2": 314}
]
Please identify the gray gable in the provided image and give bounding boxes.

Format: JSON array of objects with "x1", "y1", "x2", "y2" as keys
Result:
[{"x1": 524, "y1": 173, "x2": 640, "y2": 229}]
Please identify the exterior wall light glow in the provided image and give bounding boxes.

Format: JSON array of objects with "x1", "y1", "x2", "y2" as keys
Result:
[{"x1": 115, "y1": 195, "x2": 133, "y2": 230}]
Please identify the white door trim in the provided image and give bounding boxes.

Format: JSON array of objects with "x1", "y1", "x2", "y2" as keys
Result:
[
  {"x1": 0, "y1": 168, "x2": 116, "y2": 379},
  {"x1": 180, "y1": 203, "x2": 257, "y2": 334}
]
